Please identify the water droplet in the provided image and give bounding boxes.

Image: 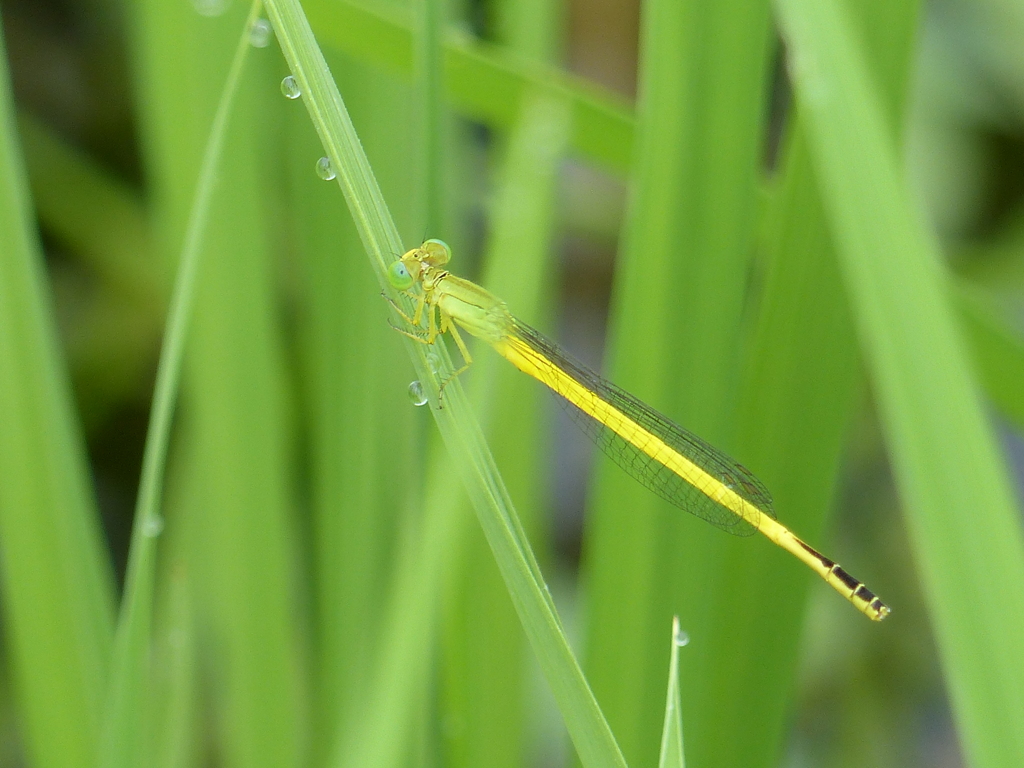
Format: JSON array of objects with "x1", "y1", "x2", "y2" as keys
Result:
[
  {"x1": 408, "y1": 380, "x2": 428, "y2": 406},
  {"x1": 674, "y1": 628, "x2": 690, "y2": 647},
  {"x1": 249, "y1": 18, "x2": 272, "y2": 48},
  {"x1": 425, "y1": 350, "x2": 441, "y2": 374},
  {"x1": 193, "y1": 0, "x2": 230, "y2": 17},
  {"x1": 316, "y1": 156, "x2": 336, "y2": 181},
  {"x1": 142, "y1": 515, "x2": 164, "y2": 538},
  {"x1": 280, "y1": 75, "x2": 301, "y2": 99}
]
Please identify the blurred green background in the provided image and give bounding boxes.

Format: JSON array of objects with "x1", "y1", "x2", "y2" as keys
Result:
[{"x1": 1, "y1": 0, "x2": 1023, "y2": 767}]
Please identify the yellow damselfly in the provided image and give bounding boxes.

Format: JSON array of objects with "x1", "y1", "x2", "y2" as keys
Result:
[{"x1": 387, "y1": 239, "x2": 889, "y2": 621}]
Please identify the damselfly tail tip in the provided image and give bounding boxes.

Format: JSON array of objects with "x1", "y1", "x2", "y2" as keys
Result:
[{"x1": 853, "y1": 584, "x2": 890, "y2": 621}]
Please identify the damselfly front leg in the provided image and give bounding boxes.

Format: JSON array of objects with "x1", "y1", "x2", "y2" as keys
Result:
[
  {"x1": 435, "y1": 308, "x2": 474, "y2": 388},
  {"x1": 383, "y1": 263, "x2": 474, "y2": 403},
  {"x1": 382, "y1": 284, "x2": 429, "y2": 331}
]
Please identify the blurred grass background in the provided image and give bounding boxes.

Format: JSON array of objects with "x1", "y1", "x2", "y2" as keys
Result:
[{"x1": 1, "y1": 0, "x2": 1023, "y2": 767}]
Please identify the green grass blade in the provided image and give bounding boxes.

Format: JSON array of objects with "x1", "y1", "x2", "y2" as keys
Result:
[
  {"x1": 262, "y1": 2, "x2": 626, "y2": 766},
  {"x1": 697, "y1": 3, "x2": 920, "y2": 766},
  {"x1": 713, "y1": 127, "x2": 863, "y2": 768},
  {"x1": 442, "y1": 91, "x2": 569, "y2": 768},
  {"x1": 775, "y1": 1, "x2": 1024, "y2": 766},
  {"x1": 183, "y1": 93, "x2": 305, "y2": 768},
  {"x1": 328, "y1": 94, "x2": 571, "y2": 755},
  {"x1": 98, "y1": 4, "x2": 265, "y2": 767},
  {"x1": 287, "y1": 67, "x2": 416, "y2": 765},
  {"x1": 0, "y1": 19, "x2": 116, "y2": 768},
  {"x1": 141, "y1": 5, "x2": 307, "y2": 764},
  {"x1": 331, "y1": 442, "x2": 465, "y2": 768},
  {"x1": 440, "y1": 0, "x2": 568, "y2": 754},
  {"x1": 657, "y1": 619, "x2": 686, "y2": 768},
  {"x1": 584, "y1": 2, "x2": 771, "y2": 766},
  {"x1": 150, "y1": 564, "x2": 199, "y2": 768},
  {"x1": 411, "y1": 0, "x2": 445, "y2": 234}
]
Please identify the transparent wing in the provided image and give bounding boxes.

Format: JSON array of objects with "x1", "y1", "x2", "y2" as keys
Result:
[{"x1": 511, "y1": 320, "x2": 774, "y2": 536}]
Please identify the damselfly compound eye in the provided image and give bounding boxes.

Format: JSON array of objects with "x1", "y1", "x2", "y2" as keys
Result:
[{"x1": 388, "y1": 261, "x2": 414, "y2": 290}]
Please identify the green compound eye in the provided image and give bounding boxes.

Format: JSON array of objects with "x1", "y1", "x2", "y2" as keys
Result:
[
  {"x1": 421, "y1": 238, "x2": 451, "y2": 266},
  {"x1": 388, "y1": 260, "x2": 414, "y2": 290}
]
